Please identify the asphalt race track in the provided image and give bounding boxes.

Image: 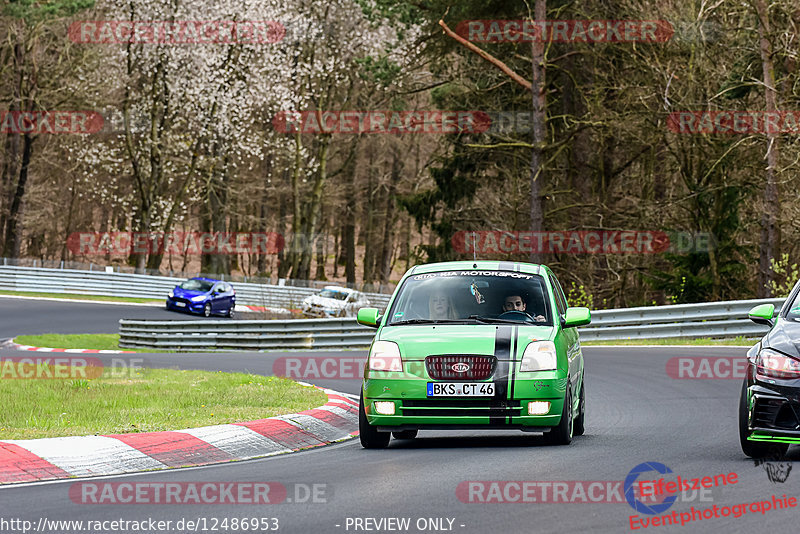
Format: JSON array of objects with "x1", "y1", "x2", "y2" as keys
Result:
[{"x1": 0, "y1": 298, "x2": 797, "y2": 534}]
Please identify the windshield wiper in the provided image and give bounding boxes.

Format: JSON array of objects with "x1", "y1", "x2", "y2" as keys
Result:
[
  {"x1": 468, "y1": 315, "x2": 533, "y2": 324},
  {"x1": 390, "y1": 319, "x2": 466, "y2": 325}
]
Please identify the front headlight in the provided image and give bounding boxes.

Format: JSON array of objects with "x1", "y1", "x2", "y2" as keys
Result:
[
  {"x1": 757, "y1": 348, "x2": 800, "y2": 379},
  {"x1": 368, "y1": 341, "x2": 402, "y2": 372},
  {"x1": 520, "y1": 341, "x2": 558, "y2": 372},
  {"x1": 190, "y1": 295, "x2": 206, "y2": 302},
  {"x1": 168, "y1": 290, "x2": 174, "y2": 298}
]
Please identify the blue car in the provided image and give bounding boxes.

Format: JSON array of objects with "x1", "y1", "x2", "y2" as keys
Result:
[{"x1": 166, "y1": 277, "x2": 236, "y2": 318}]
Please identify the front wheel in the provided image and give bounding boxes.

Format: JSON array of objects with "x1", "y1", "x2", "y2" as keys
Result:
[
  {"x1": 545, "y1": 386, "x2": 573, "y2": 445},
  {"x1": 359, "y1": 393, "x2": 390, "y2": 449},
  {"x1": 739, "y1": 379, "x2": 788, "y2": 458},
  {"x1": 203, "y1": 303, "x2": 212, "y2": 317}
]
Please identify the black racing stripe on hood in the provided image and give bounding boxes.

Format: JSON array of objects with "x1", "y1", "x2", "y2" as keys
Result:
[
  {"x1": 491, "y1": 325, "x2": 513, "y2": 425},
  {"x1": 508, "y1": 326, "x2": 518, "y2": 425}
]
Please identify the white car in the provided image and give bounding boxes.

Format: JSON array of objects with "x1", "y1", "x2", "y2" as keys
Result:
[{"x1": 301, "y1": 286, "x2": 370, "y2": 318}]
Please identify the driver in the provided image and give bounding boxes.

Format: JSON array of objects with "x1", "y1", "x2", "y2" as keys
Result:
[{"x1": 503, "y1": 294, "x2": 546, "y2": 322}]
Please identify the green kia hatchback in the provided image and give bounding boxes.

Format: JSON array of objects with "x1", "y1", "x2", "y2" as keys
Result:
[{"x1": 356, "y1": 261, "x2": 591, "y2": 448}]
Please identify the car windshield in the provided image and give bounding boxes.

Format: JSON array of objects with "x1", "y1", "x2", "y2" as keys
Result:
[
  {"x1": 318, "y1": 289, "x2": 350, "y2": 300},
  {"x1": 387, "y1": 270, "x2": 552, "y2": 325},
  {"x1": 786, "y1": 289, "x2": 800, "y2": 321},
  {"x1": 179, "y1": 279, "x2": 214, "y2": 292}
]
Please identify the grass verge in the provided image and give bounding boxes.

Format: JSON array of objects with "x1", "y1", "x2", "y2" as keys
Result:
[
  {"x1": 0, "y1": 367, "x2": 329, "y2": 439},
  {"x1": 14, "y1": 334, "x2": 167, "y2": 353},
  {"x1": 582, "y1": 336, "x2": 756, "y2": 346},
  {"x1": 0, "y1": 289, "x2": 161, "y2": 304}
]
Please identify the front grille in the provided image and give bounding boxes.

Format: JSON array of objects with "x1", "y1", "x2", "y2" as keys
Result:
[
  {"x1": 426, "y1": 355, "x2": 495, "y2": 380},
  {"x1": 402, "y1": 399, "x2": 521, "y2": 417}
]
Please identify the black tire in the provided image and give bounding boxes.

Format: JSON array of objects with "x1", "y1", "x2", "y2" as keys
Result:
[
  {"x1": 574, "y1": 380, "x2": 586, "y2": 437},
  {"x1": 359, "y1": 393, "x2": 390, "y2": 449},
  {"x1": 392, "y1": 430, "x2": 418, "y2": 440},
  {"x1": 545, "y1": 385, "x2": 573, "y2": 445},
  {"x1": 227, "y1": 307, "x2": 235, "y2": 319},
  {"x1": 739, "y1": 379, "x2": 789, "y2": 458},
  {"x1": 203, "y1": 303, "x2": 212, "y2": 317}
]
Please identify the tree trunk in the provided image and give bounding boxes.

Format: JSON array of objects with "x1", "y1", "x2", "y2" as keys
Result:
[
  {"x1": 754, "y1": 0, "x2": 781, "y2": 297},
  {"x1": 3, "y1": 133, "x2": 34, "y2": 257},
  {"x1": 200, "y1": 152, "x2": 230, "y2": 275},
  {"x1": 529, "y1": 0, "x2": 547, "y2": 264},
  {"x1": 343, "y1": 141, "x2": 359, "y2": 285},
  {"x1": 380, "y1": 146, "x2": 402, "y2": 282},
  {"x1": 288, "y1": 132, "x2": 303, "y2": 278},
  {"x1": 296, "y1": 135, "x2": 330, "y2": 280}
]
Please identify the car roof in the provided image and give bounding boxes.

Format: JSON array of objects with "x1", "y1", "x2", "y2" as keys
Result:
[
  {"x1": 322, "y1": 285, "x2": 356, "y2": 293},
  {"x1": 407, "y1": 261, "x2": 542, "y2": 276},
  {"x1": 191, "y1": 277, "x2": 222, "y2": 283}
]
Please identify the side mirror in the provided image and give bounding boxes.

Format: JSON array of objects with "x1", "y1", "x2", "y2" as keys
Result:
[
  {"x1": 563, "y1": 307, "x2": 591, "y2": 328},
  {"x1": 357, "y1": 307, "x2": 382, "y2": 328},
  {"x1": 748, "y1": 303, "x2": 775, "y2": 327}
]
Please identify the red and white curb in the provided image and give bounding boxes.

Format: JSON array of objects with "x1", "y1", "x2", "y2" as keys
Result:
[
  {"x1": 4, "y1": 341, "x2": 134, "y2": 354},
  {"x1": 0, "y1": 386, "x2": 359, "y2": 484}
]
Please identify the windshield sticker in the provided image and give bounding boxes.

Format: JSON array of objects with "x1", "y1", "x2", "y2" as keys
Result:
[
  {"x1": 470, "y1": 282, "x2": 486, "y2": 304},
  {"x1": 412, "y1": 271, "x2": 534, "y2": 280}
]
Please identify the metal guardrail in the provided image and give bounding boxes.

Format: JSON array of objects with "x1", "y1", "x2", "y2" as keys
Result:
[
  {"x1": 0, "y1": 265, "x2": 392, "y2": 311},
  {"x1": 579, "y1": 298, "x2": 784, "y2": 341},
  {"x1": 119, "y1": 318, "x2": 376, "y2": 350},
  {"x1": 119, "y1": 298, "x2": 786, "y2": 351}
]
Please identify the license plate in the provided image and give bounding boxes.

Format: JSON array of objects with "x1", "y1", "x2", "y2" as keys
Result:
[
  {"x1": 427, "y1": 382, "x2": 495, "y2": 397},
  {"x1": 175, "y1": 302, "x2": 186, "y2": 307}
]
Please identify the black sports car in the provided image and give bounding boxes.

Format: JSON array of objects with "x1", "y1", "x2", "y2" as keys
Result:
[{"x1": 740, "y1": 279, "x2": 800, "y2": 458}]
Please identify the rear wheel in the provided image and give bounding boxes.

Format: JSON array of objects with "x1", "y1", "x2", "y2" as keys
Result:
[
  {"x1": 392, "y1": 430, "x2": 418, "y2": 440},
  {"x1": 545, "y1": 386, "x2": 573, "y2": 445},
  {"x1": 574, "y1": 380, "x2": 586, "y2": 437},
  {"x1": 226, "y1": 307, "x2": 235, "y2": 318},
  {"x1": 203, "y1": 303, "x2": 212, "y2": 317},
  {"x1": 359, "y1": 393, "x2": 390, "y2": 449},
  {"x1": 739, "y1": 379, "x2": 789, "y2": 458}
]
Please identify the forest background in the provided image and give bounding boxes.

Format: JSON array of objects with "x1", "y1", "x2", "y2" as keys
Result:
[{"x1": 1, "y1": 0, "x2": 799, "y2": 309}]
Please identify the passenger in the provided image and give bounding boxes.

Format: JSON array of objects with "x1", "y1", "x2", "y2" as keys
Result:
[{"x1": 429, "y1": 292, "x2": 458, "y2": 320}]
